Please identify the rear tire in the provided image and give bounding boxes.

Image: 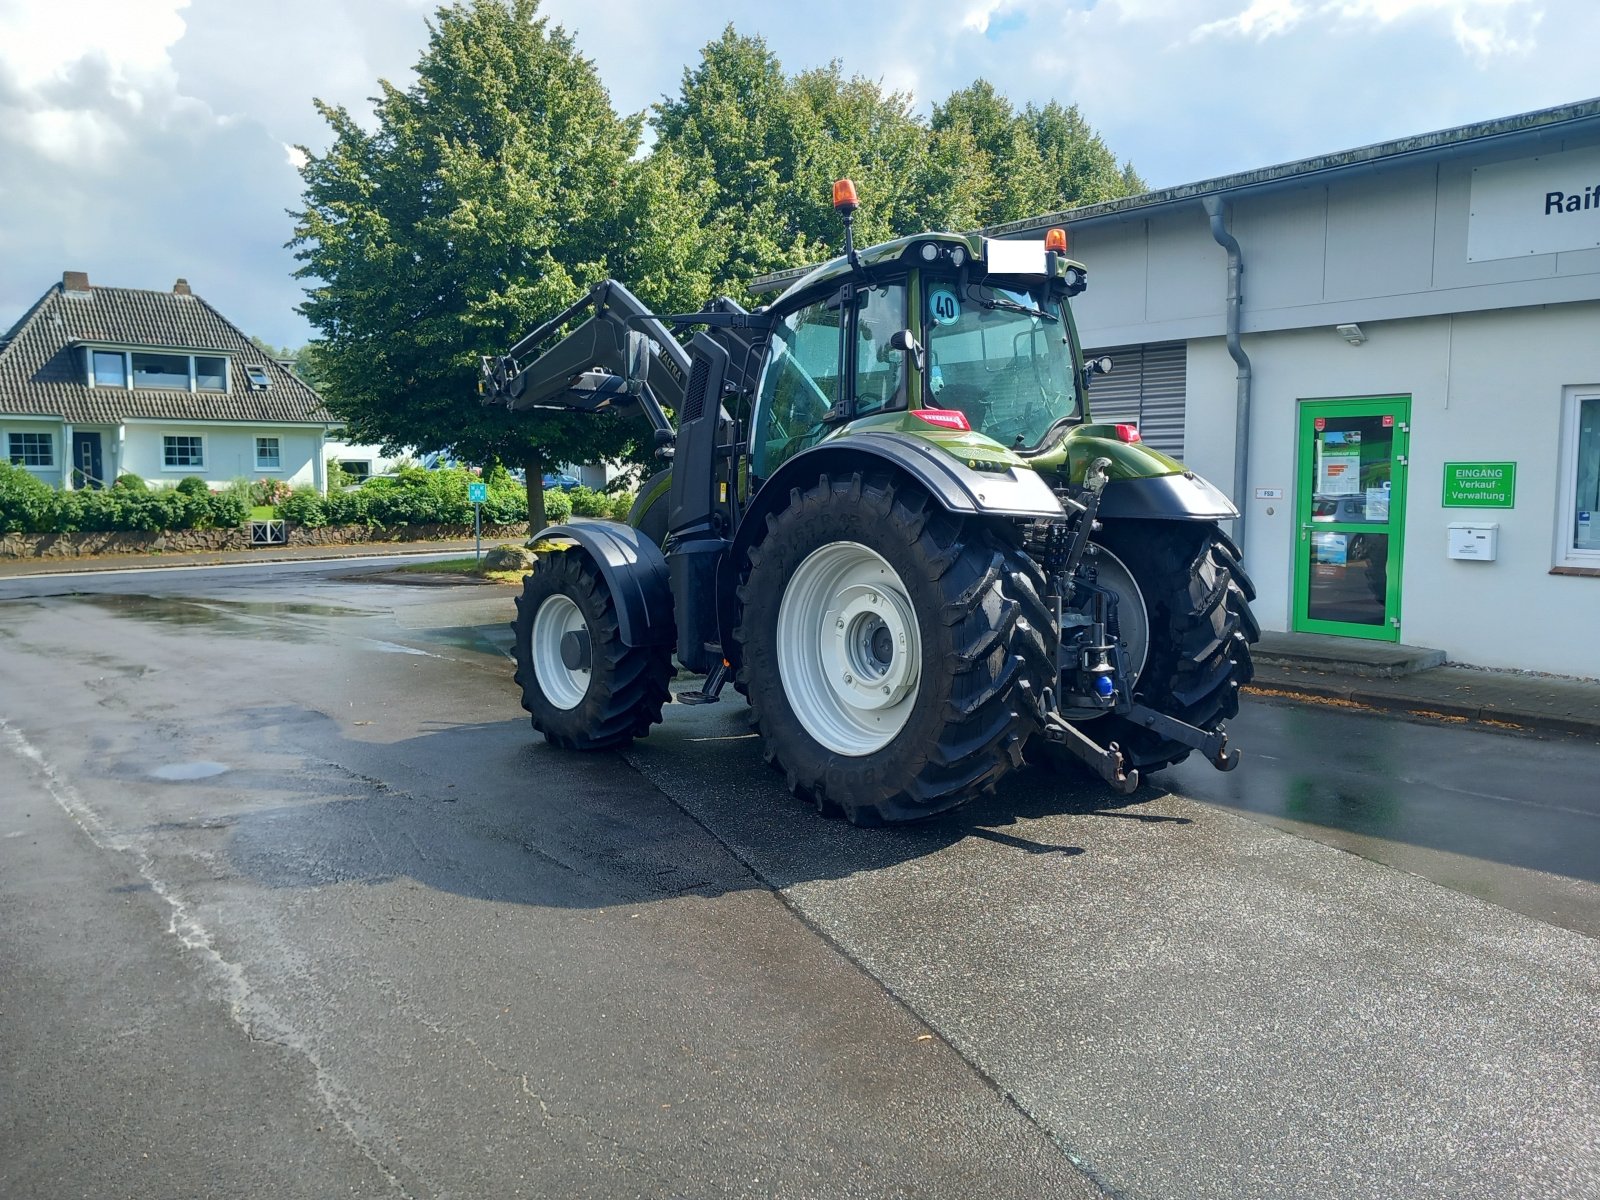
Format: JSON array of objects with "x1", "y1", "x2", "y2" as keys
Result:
[
  {"x1": 511, "y1": 553, "x2": 673, "y2": 750},
  {"x1": 734, "y1": 472, "x2": 1054, "y2": 824},
  {"x1": 1084, "y1": 521, "x2": 1259, "y2": 773}
]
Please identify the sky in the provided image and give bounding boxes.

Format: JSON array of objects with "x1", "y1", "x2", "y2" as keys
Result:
[{"x1": 1, "y1": 0, "x2": 1594, "y2": 349}]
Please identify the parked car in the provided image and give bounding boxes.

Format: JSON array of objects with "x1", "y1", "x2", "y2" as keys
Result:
[
  {"x1": 541, "y1": 472, "x2": 581, "y2": 491},
  {"x1": 1312, "y1": 493, "x2": 1375, "y2": 560}
]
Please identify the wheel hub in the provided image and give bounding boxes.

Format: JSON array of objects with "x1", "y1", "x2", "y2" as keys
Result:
[{"x1": 821, "y1": 583, "x2": 917, "y2": 711}]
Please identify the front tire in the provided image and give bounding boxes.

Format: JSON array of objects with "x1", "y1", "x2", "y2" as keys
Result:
[
  {"x1": 734, "y1": 472, "x2": 1054, "y2": 824},
  {"x1": 511, "y1": 553, "x2": 673, "y2": 750},
  {"x1": 1085, "y1": 521, "x2": 1259, "y2": 772}
]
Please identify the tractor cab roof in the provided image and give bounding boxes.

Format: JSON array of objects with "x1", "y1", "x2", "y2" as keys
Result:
[{"x1": 761, "y1": 231, "x2": 1085, "y2": 307}]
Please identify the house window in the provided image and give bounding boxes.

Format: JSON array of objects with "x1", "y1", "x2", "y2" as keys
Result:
[
  {"x1": 8, "y1": 431, "x2": 54, "y2": 467},
  {"x1": 196, "y1": 356, "x2": 227, "y2": 391},
  {"x1": 1559, "y1": 390, "x2": 1600, "y2": 567},
  {"x1": 245, "y1": 365, "x2": 271, "y2": 389},
  {"x1": 92, "y1": 350, "x2": 127, "y2": 387},
  {"x1": 132, "y1": 352, "x2": 192, "y2": 389},
  {"x1": 255, "y1": 437, "x2": 282, "y2": 470},
  {"x1": 163, "y1": 435, "x2": 205, "y2": 469},
  {"x1": 338, "y1": 459, "x2": 371, "y2": 481}
]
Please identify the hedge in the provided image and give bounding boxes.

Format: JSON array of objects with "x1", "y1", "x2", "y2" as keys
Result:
[
  {"x1": 0, "y1": 465, "x2": 247, "y2": 535},
  {"x1": 0, "y1": 462, "x2": 636, "y2": 536}
]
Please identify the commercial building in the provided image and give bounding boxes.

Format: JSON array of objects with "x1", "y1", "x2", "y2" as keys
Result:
[{"x1": 992, "y1": 98, "x2": 1600, "y2": 677}]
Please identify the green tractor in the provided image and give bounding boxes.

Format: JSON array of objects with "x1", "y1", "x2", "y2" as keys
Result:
[{"x1": 480, "y1": 182, "x2": 1258, "y2": 824}]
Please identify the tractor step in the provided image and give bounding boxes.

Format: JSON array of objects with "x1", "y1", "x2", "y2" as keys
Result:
[{"x1": 677, "y1": 658, "x2": 730, "y2": 706}]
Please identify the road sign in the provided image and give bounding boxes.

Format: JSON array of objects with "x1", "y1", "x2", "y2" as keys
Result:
[
  {"x1": 1442, "y1": 462, "x2": 1516, "y2": 508},
  {"x1": 468, "y1": 481, "x2": 488, "y2": 503}
]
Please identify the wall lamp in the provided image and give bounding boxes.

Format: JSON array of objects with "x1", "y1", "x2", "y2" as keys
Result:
[{"x1": 1336, "y1": 323, "x2": 1367, "y2": 345}]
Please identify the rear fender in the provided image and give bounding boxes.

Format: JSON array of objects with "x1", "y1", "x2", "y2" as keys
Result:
[{"x1": 529, "y1": 520, "x2": 674, "y2": 647}]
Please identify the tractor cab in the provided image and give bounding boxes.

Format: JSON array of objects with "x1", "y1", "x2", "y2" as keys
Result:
[{"x1": 749, "y1": 220, "x2": 1094, "y2": 489}]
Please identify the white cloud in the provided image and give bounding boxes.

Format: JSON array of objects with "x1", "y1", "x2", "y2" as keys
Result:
[{"x1": 1192, "y1": 0, "x2": 1541, "y2": 60}]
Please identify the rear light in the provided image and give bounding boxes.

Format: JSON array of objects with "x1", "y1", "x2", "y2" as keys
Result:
[
  {"x1": 913, "y1": 408, "x2": 971, "y2": 432},
  {"x1": 1113, "y1": 423, "x2": 1141, "y2": 443}
]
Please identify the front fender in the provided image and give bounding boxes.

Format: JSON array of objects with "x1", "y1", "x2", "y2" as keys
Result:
[{"x1": 529, "y1": 519, "x2": 674, "y2": 647}]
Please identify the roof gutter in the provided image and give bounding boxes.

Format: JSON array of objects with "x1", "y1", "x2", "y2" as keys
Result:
[{"x1": 1202, "y1": 196, "x2": 1251, "y2": 552}]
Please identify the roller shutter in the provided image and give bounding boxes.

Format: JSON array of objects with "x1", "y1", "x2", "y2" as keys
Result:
[{"x1": 1081, "y1": 341, "x2": 1187, "y2": 458}]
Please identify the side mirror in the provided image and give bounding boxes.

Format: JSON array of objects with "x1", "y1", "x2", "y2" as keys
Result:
[
  {"x1": 889, "y1": 329, "x2": 925, "y2": 373},
  {"x1": 1082, "y1": 355, "x2": 1112, "y2": 387}
]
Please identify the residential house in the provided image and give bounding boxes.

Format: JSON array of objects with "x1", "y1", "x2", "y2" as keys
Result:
[{"x1": 0, "y1": 271, "x2": 334, "y2": 492}]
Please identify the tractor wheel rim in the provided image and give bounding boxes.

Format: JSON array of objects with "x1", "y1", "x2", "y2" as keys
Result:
[
  {"x1": 777, "y1": 541, "x2": 921, "y2": 757},
  {"x1": 1091, "y1": 546, "x2": 1150, "y2": 683},
  {"x1": 533, "y1": 593, "x2": 590, "y2": 710}
]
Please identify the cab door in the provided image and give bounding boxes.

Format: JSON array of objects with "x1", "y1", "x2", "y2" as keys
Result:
[{"x1": 1292, "y1": 397, "x2": 1410, "y2": 641}]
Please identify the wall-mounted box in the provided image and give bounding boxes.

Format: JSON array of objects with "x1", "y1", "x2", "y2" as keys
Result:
[{"x1": 1448, "y1": 522, "x2": 1499, "y2": 561}]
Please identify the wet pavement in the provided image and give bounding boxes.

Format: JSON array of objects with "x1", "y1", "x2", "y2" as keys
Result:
[{"x1": 2, "y1": 557, "x2": 1597, "y2": 1199}]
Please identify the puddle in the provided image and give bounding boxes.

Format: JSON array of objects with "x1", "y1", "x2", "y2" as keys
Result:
[
  {"x1": 71, "y1": 594, "x2": 380, "y2": 639},
  {"x1": 150, "y1": 761, "x2": 231, "y2": 781}
]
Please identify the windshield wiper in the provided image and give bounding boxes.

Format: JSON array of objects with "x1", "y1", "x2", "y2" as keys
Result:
[{"x1": 977, "y1": 295, "x2": 1056, "y2": 322}]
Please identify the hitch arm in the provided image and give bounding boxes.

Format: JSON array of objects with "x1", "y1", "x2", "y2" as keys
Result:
[
  {"x1": 1125, "y1": 703, "x2": 1241, "y2": 771},
  {"x1": 1039, "y1": 714, "x2": 1140, "y2": 794}
]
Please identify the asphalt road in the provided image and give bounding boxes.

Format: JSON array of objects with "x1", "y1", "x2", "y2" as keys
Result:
[{"x1": 2, "y1": 559, "x2": 1596, "y2": 1200}]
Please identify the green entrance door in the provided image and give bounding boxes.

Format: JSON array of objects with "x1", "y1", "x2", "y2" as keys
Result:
[{"x1": 1292, "y1": 397, "x2": 1410, "y2": 641}]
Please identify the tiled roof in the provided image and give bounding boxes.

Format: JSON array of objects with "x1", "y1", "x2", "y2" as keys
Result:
[{"x1": 0, "y1": 277, "x2": 333, "y2": 425}]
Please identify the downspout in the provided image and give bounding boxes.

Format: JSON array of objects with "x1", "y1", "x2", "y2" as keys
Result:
[{"x1": 1202, "y1": 196, "x2": 1252, "y2": 552}]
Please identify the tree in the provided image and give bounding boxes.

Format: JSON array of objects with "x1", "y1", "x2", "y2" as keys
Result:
[{"x1": 290, "y1": 0, "x2": 712, "y2": 529}]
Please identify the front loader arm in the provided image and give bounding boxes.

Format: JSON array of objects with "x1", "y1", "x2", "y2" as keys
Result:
[{"x1": 479, "y1": 280, "x2": 691, "y2": 440}]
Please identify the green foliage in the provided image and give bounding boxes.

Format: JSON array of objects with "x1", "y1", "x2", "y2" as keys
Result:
[
  {"x1": 250, "y1": 477, "x2": 293, "y2": 506},
  {"x1": 654, "y1": 30, "x2": 1146, "y2": 291},
  {"x1": 279, "y1": 486, "x2": 330, "y2": 528},
  {"x1": 291, "y1": 0, "x2": 714, "y2": 491},
  {"x1": 112, "y1": 472, "x2": 146, "y2": 491},
  {"x1": 0, "y1": 463, "x2": 57, "y2": 534},
  {"x1": 176, "y1": 476, "x2": 210, "y2": 498},
  {"x1": 567, "y1": 485, "x2": 610, "y2": 518},
  {"x1": 542, "y1": 487, "x2": 572, "y2": 524}
]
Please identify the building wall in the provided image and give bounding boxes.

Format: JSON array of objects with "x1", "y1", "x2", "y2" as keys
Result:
[
  {"x1": 1184, "y1": 303, "x2": 1600, "y2": 675},
  {"x1": 120, "y1": 423, "x2": 322, "y2": 491}
]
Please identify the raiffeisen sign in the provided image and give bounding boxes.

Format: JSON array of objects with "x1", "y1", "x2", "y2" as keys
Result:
[{"x1": 1467, "y1": 145, "x2": 1600, "y2": 262}]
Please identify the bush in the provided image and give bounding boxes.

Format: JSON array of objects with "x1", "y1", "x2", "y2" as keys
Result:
[
  {"x1": 567, "y1": 485, "x2": 610, "y2": 518},
  {"x1": 112, "y1": 472, "x2": 146, "y2": 491},
  {"x1": 607, "y1": 490, "x2": 637, "y2": 521},
  {"x1": 278, "y1": 486, "x2": 328, "y2": 528},
  {"x1": 203, "y1": 488, "x2": 249, "y2": 528},
  {"x1": 176, "y1": 476, "x2": 210, "y2": 498},
  {"x1": 0, "y1": 463, "x2": 58, "y2": 533},
  {"x1": 250, "y1": 477, "x2": 293, "y2": 507},
  {"x1": 543, "y1": 488, "x2": 572, "y2": 524},
  {"x1": 324, "y1": 486, "x2": 369, "y2": 525}
]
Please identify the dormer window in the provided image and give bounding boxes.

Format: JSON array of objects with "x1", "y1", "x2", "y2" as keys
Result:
[
  {"x1": 245, "y1": 364, "x2": 271, "y2": 390},
  {"x1": 84, "y1": 348, "x2": 230, "y2": 391}
]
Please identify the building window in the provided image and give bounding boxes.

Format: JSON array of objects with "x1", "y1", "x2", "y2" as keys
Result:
[
  {"x1": 245, "y1": 365, "x2": 271, "y2": 389},
  {"x1": 255, "y1": 437, "x2": 282, "y2": 470},
  {"x1": 8, "y1": 431, "x2": 54, "y2": 467},
  {"x1": 163, "y1": 435, "x2": 205, "y2": 469},
  {"x1": 85, "y1": 349, "x2": 231, "y2": 391},
  {"x1": 132, "y1": 351, "x2": 191, "y2": 389},
  {"x1": 1559, "y1": 390, "x2": 1600, "y2": 566},
  {"x1": 92, "y1": 350, "x2": 127, "y2": 387},
  {"x1": 196, "y1": 356, "x2": 227, "y2": 391},
  {"x1": 338, "y1": 459, "x2": 371, "y2": 480}
]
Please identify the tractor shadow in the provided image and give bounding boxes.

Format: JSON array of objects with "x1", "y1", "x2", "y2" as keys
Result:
[{"x1": 201, "y1": 701, "x2": 1186, "y2": 913}]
